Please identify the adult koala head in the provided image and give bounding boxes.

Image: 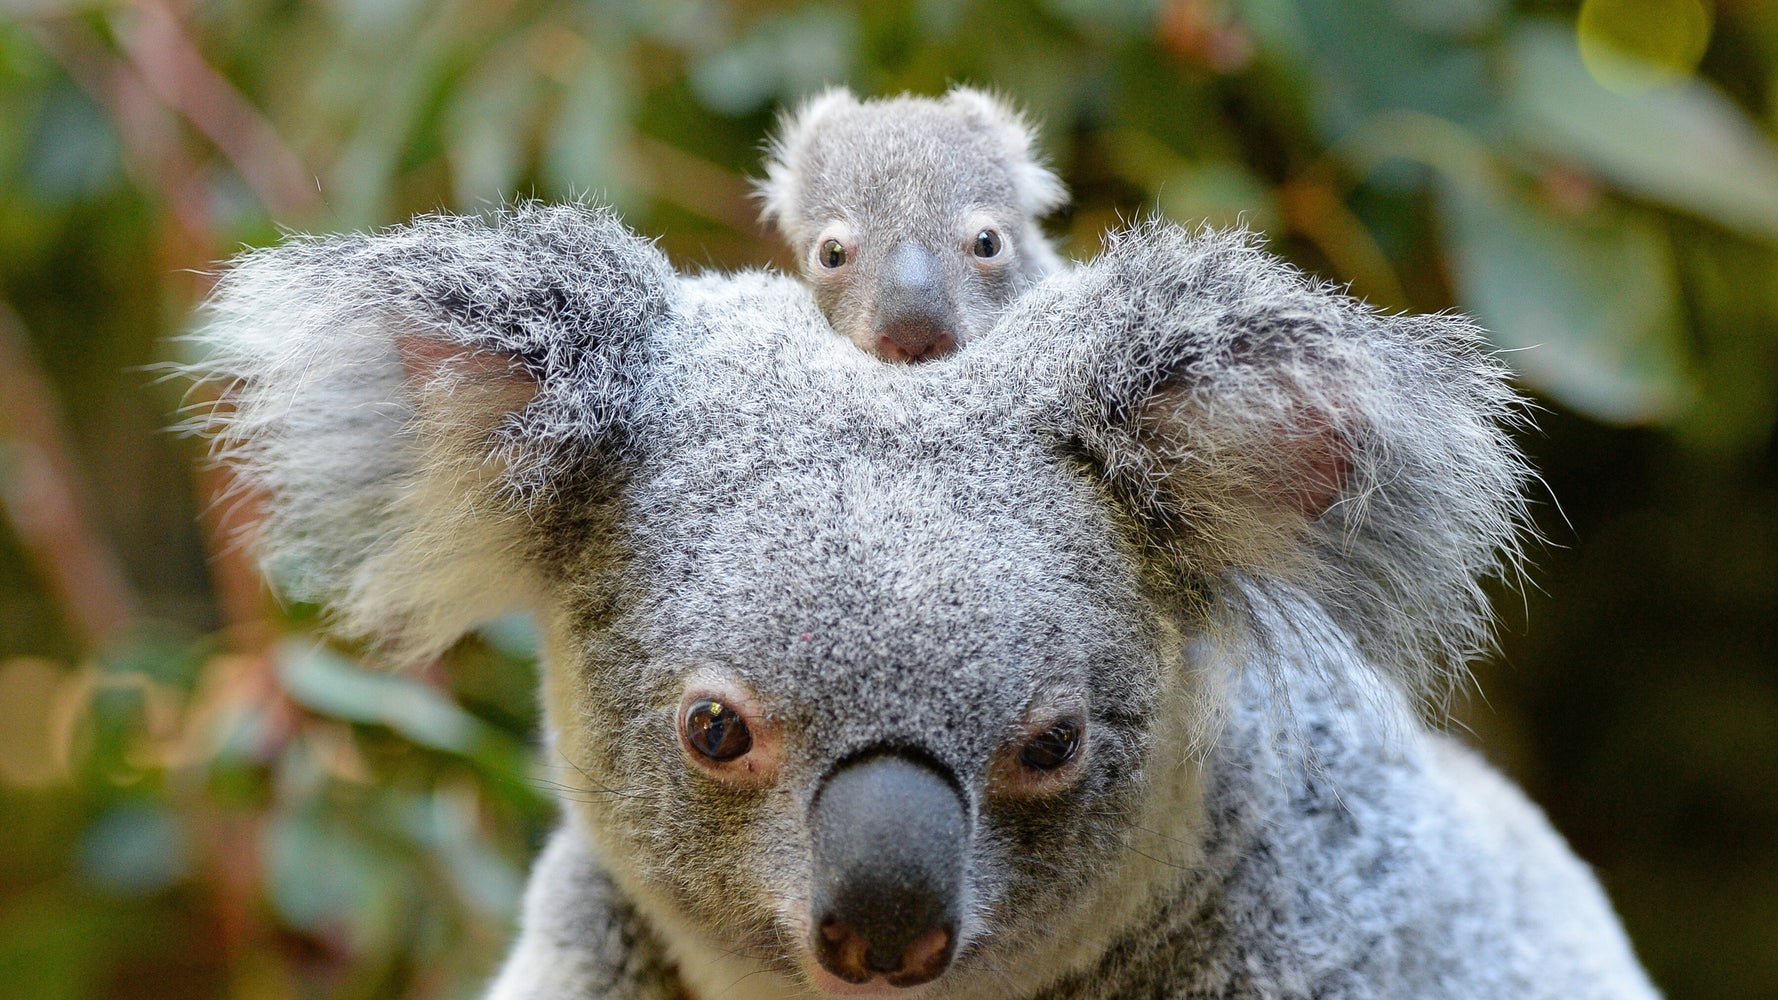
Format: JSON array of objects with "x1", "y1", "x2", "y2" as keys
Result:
[{"x1": 189, "y1": 204, "x2": 1656, "y2": 999}]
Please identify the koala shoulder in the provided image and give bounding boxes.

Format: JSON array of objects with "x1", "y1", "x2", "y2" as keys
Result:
[{"x1": 486, "y1": 828, "x2": 682, "y2": 1000}]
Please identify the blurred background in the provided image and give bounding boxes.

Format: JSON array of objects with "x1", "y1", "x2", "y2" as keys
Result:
[{"x1": 0, "y1": 0, "x2": 1773, "y2": 997}]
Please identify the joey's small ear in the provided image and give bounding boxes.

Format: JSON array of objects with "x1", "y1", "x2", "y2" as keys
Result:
[
  {"x1": 757, "y1": 87, "x2": 861, "y2": 237},
  {"x1": 944, "y1": 85, "x2": 1067, "y2": 218},
  {"x1": 1035, "y1": 221, "x2": 1530, "y2": 685}
]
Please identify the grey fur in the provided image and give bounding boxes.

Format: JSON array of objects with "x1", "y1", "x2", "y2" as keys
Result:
[
  {"x1": 188, "y1": 201, "x2": 1658, "y2": 999},
  {"x1": 758, "y1": 87, "x2": 1066, "y2": 359}
]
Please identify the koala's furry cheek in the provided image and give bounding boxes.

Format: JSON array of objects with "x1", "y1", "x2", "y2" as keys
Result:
[
  {"x1": 547, "y1": 655, "x2": 803, "y2": 941},
  {"x1": 631, "y1": 777, "x2": 814, "y2": 959},
  {"x1": 968, "y1": 786, "x2": 1146, "y2": 952}
]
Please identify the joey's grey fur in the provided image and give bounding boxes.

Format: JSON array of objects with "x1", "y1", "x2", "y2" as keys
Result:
[
  {"x1": 758, "y1": 87, "x2": 1066, "y2": 361},
  {"x1": 189, "y1": 202, "x2": 1659, "y2": 999}
]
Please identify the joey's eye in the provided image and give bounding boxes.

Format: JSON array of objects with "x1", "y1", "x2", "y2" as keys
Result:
[
  {"x1": 973, "y1": 229, "x2": 1002, "y2": 258},
  {"x1": 1018, "y1": 718, "x2": 1082, "y2": 771},
  {"x1": 684, "y1": 698, "x2": 753, "y2": 761},
  {"x1": 819, "y1": 239, "x2": 848, "y2": 269}
]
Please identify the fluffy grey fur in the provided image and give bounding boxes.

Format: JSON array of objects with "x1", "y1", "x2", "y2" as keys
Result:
[
  {"x1": 188, "y1": 202, "x2": 1657, "y2": 999},
  {"x1": 758, "y1": 87, "x2": 1066, "y2": 358}
]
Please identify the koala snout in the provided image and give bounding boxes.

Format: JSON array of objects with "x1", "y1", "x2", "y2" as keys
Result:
[
  {"x1": 873, "y1": 243, "x2": 958, "y2": 362},
  {"x1": 808, "y1": 753, "x2": 967, "y2": 988}
]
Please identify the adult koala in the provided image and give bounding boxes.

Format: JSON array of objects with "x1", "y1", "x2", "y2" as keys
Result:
[{"x1": 191, "y1": 202, "x2": 1658, "y2": 999}]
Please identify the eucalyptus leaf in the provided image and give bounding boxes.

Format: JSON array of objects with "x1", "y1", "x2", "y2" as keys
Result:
[
  {"x1": 277, "y1": 642, "x2": 481, "y2": 753},
  {"x1": 1158, "y1": 160, "x2": 1281, "y2": 232},
  {"x1": 78, "y1": 803, "x2": 191, "y2": 896},
  {"x1": 264, "y1": 810, "x2": 403, "y2": 947},
  {"x1": 23, "y1": 84, "x2": 123, "y2": 202},
  {"x1": 1505, "y1": 23, "x2": 1778, "y2": 241},
  {"x1": 446, "y1": 46, "x2": 545, "y2": 205},
  {"x1": 479, "y1": 613, "x2": 540, "y2": 661},
  {"x1": 1233, "y1": 0, "x2": 1310, "y2": 60},
  {"x1": 0, "y1": 893, "x2": 109, "y2": 1000},
  {"x1": 1290, "y1": 0, "x2": 1492, "y2": 140},
  {"x1": 543, "y1": 48, "x2": 638, "y2": 209},
  {"x1": 687, "y1": 7, "x2": 858, "y2": 116},
  {"x1": 1041, "y1": 0, "x2": 1162, "y2": 37},
  {"x1": 1438, "y1": 175, "x2": 1693, "y2": 424},
  {"x1": 322, "y1": 12, "x2": 459, "y2": 225},
  {"x1": 413, "y1": 794, "x2": 526, "y2": 918}
]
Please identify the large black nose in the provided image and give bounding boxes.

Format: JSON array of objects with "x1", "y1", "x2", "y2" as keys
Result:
[
  {"x1": 873, "y1": 243, "x2": 958, "y2": 362},
  {"x1": 808, "y1": 753, "x2": 967, "y2": 987}
]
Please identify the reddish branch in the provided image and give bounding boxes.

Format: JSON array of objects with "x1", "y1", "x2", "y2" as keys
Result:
[
  {"x1": 0, "y1": 304, "x2": 142, "y2": 651},
  {"x1": 116, "y1": 0, "x2": 321, "y2": 218},
  {"x1": 24, "y1": 15, "x2": 215, "y2": 245},
  {"x1": 24, "y1": 5, "x2": 318, "y2": 650}
]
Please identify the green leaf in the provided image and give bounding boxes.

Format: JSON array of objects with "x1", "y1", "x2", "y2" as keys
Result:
[
  {"x1": 687, "y1": 8, "x2": 858, "y2": 117},
  {"x1": 401, "y1": 793, "x2": 525, "y2": 920},
  {"x1": 447, "y1": 44, "x2": 545, "y2": 205},
  {"x1": 23, "y1": 83, "x2": 124, "y2": 203},
  {"x1": 1438, "y1": 174, "x2": 1693, "y2": 424},
  {"x1": 542, "y1": 48, "x2": 638, "y2": 209},
  {"x1": 264, "y1": 810, "x2": 403, "y2": 946},
  {"x1": 0, "y1": 891, "x2": 111, "y2": 1000},
  {"x1": 1157, "y1": 160, "x2": 1281, "y2": 233},
  {"x1": 1288, "y1": 0, "x2": 1494, "y2": 141},
  {"x1": 1040, "y1": 0, "x2": 1163, "y2": 38},
  {"x1": 1504, "y1": 23, "x2": 1778, "y2": 241},
  {"x1": 77, "y1": 803, "x2": 191, "y2": 896},
  {"x1": 478, "y1": 613, "x2": 540, "y2": 661},
  {"x1": 277, "y1": 642, "x2": 481, "y2": 753},
  {"x1": 97, "y1": 631, "x2": 211, "y2": 693}
]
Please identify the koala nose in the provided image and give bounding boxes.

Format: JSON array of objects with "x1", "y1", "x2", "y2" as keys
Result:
[
  {"x1": 874, "y1": 243, "x2": 958, "y2": 362},
  {"x1": 808, "y1": 753, "x2": 967, "y2": 988}
]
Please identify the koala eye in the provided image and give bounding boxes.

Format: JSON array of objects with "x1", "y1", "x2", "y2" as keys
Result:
[
  {"x1": 1017, "y1": 717, "x2": 1082, "y2": 771},
  {"x1": 818, "y1": 239, "x2": 848, "y2": 269},
  {"x1": 684, "y1": 698, "x2": 753, "y2": 761},
  {"x1": 973, "y1": 229, "x2": 1003, "y2": 259}
]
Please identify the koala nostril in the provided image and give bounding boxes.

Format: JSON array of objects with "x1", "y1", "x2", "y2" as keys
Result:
[
  {"x1": 876, "y1": 327, "x2": 957, "y2": 363},
  {"x1": 818, "y1": 917, "x2": 874, "y2": 983},
  {"x1": 888, "y1": 926, "x2": 953, "y2": 986},
  {"x1": 874, "y1": 335, "x2": 912, "y2": 362},
  {"x1": 815, "y1": 916, "x2": 954, "y2": 986},
  {"x1": 913, "y1": 331, "x2": 957, "y2": 361}
]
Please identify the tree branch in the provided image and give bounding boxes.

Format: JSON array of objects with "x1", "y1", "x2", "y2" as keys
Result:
[{"x1": 0, "y1": 303, "x2": 142, "y2": 651}]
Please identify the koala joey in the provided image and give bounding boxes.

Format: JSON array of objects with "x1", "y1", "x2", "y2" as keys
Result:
[
  {"x1": 189, "y1": 203, "x2": 1658, "y2": 999},
  {"x1": 757, "y1": 86, "x2": 1067, "y2": 362}
]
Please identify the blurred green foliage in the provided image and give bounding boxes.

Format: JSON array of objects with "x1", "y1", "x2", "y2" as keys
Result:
[{"x1": 0, "y1": 0, "x2": 1774, "y2": 997}]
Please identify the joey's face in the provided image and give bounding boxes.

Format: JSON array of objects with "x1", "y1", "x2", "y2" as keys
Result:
[
  {"x1": 540, "y1": 303, "x2": 1192, "y2": 998},
  {"x1": 801, "y1": 200, "x2": 1032, "y2": 363},
  {"x1": 785, "y1": 106, "x2": 1057, "y2": 363}
]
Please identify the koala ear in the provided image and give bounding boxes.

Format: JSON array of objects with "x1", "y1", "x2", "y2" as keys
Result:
[
  {"x1": 1035, "y1": 222, "x2": 1529, "y2": 687},
  {"x1": 756, "y1": 87, "x2": 861, "y2": 238},
  {"x1": 188, "y1": 202, "x2": 674, "y2": 661},
  {"x1": 944, "y1": 85, "x2": 1068, "y2": 219}
]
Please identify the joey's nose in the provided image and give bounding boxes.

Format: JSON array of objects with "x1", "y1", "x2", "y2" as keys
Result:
[
  {"x1": 809, "y1": 753, "x2": 966, "y2": 987},
  {"x1": 874, "y1": 244, "x2": 958, "y2": 362}
]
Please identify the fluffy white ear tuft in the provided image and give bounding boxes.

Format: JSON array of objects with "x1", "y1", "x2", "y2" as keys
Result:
[
  {"x1": 1011, "y1": 220, "x2": 1531, "y2": 694},
  {"x1": 756, "y1": 87, "x2": 861, "y2": 237},
  {"x1": 187, "y1": 203, "x2": 672, "y2": 662},
  {"x1": 944, "y1": 85, "x2": 1068, "y2": 218}
]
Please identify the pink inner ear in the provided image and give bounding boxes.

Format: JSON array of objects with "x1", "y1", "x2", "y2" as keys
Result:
[
  {"x1": 1141, "y1": 382, "x2": 1355, "y2": 522},
  {"x1": 393, "y1": 333, "x2": 541, "y2": 417},
  {"x1": 1272, "y1": 408, "x2": 1352, "y2": 519}
]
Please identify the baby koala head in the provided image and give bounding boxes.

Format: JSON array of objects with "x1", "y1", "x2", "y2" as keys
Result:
[{"x1": 757, "y1": 86, "x2": 1068, "y2": 362}]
